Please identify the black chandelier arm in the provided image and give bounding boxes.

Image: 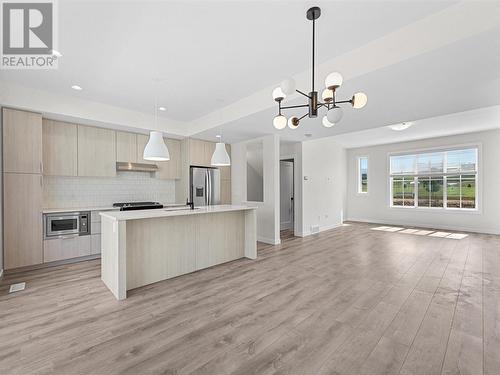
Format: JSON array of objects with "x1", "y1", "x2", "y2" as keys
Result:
[
  {"x1": 295, "y1": 89, "x2": 311, "y2": 99},
  {"x1": 280, "y1": 103, "x2": 310, "y2": 110},
  {"x1": 335, "y1": 99, "x2": 353, "y2": 105},
  {"x1": 299, "y1": 112, "x2": 309, "y2": 121}
]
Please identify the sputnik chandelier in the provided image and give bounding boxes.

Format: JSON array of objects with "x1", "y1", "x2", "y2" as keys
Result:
[{"x1": 272, "y1": 6, "x2": 367, "y2": 130}]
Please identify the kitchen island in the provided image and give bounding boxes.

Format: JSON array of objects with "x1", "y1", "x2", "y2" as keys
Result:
[{"x1": 100, "y1": 205, "x2": 257, "y2": 300}]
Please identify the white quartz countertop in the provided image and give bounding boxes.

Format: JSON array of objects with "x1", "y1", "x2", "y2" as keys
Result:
[
  {"x1": 100, "y1": 205, "x2": 257, "y2": 221},
  {"x1": 42, "y1": 203, "x2": 185, "y2": 214}
]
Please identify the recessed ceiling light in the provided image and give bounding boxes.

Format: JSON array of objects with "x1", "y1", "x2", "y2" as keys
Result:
[
  {"x1": 71, "y1": 85, "x2": 82, "y2": 91},
  {"x1": 158, "y1": 106, "x2": 166, "y2": 111},
  {"x1": 51, "y1": 49, "x2": 62, "y2": 57},
  {"x1": 388, "y1": 122, "x2": 413, "y2": 131}
]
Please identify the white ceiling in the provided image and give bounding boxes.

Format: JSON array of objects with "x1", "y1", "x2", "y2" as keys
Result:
[
  {"x1": 1, "y1": 1, "x2": 500, "y2": 147},
  {"x1": 331, "y1": 104, "x2": 500, "y2": 149}
]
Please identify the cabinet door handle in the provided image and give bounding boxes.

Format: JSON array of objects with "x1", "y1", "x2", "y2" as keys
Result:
[
  {"x1": 40, "y1": 161, "x2": 43, "y2": 174},
  {"x1": 40, "y1": 175, "x2": 43, "y2": 187}
]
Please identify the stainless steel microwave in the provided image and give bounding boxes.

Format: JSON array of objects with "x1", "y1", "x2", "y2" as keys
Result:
[{"x1": 43, "y1": 211, "x2": 90, "y2": 239}]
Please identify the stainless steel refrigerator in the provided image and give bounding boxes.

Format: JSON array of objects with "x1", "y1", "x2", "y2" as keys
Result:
[{"x1": 190, "y1": 166, "x2": 221, "y2": 206}]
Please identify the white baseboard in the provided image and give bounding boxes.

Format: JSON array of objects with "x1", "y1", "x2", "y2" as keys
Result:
[
  {"x1": 258, "y1": 236, "x2": 281, "y2": 245},
  {"x1": 347, "y1": 217, "x2": 500, "y2": 235},
  {"x1": 301, "y1": 223, "x2": 343, "y2": 237}
]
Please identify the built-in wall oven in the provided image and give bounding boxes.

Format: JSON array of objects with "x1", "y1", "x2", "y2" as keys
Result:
[{"x1": 43, "y1": 211, "x2": 90, "y2": 239}]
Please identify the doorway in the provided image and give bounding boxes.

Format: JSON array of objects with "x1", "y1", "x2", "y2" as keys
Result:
[{"x1": 280, "y1": 159, "x2": 294, "y2": 240}]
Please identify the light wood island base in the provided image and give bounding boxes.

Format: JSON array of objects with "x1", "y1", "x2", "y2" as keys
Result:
[{"x1": 100, "y1": 205, "x2": 257, "y2": 300}]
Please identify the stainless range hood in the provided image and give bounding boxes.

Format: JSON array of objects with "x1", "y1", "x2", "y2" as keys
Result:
[{"x1": 116, "y1": 162, "x2": 158, "y2": 172}]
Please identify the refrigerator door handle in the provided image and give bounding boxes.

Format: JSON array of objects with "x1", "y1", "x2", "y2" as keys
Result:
[
  {"x1": 207, "y1": 170, "x2": 211, "y2": 205},
  {"x1": 205, "y1": 170, "x2": 209, "y2": 206}
]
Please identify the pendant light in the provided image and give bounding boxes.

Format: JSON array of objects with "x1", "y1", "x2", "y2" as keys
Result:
[
  {"x1": 211, "y1": 135, "x2": 230, "y2": 166},
  {"x1": 144, "y1": 131, "x2": 170, "y2": 161},
  {"x1": 144, "y1": 89, "x2": 170, "y2": 161}
]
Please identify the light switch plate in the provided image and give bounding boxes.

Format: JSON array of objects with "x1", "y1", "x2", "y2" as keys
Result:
[{"x1": 9, "y1": 282, "x2": 26, "y2": 293}]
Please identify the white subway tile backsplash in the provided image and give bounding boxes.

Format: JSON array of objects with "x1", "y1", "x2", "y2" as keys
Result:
[{"x1": 44, "y1": 172, "x2": 175, "y2": 208}]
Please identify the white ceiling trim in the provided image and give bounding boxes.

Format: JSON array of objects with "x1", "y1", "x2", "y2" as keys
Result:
[{"x1": 188, "y1": 1, "x2": 500, "y2": 136}]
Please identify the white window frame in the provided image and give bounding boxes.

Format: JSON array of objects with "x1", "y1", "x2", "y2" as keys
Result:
[
  {"x1": 357, "y1": 156, "x2": 369, "y2": 195},
  {"x1": 387, "y1": 144, "x2": 480, "y2": 212}
]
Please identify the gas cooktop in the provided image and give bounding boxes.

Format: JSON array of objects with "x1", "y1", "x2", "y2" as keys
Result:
[{"x1": 112, "y1": 202, "x2": 164, "y2": 211}]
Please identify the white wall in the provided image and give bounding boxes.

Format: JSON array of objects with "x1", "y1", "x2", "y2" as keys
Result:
[
  {"x1": 232, "y1": 135, "x2": 280, "y2": 244},
  {"x1": 346, "y1": 129, "x2": 500, "y2": 234},
  {"x1": 44, "y1": 172, "x2": 176, "y2": 209},
  {"x1": 301, "y1": 137, "x2": 346, "y2": 236},
  {"x1": 0, "y1": 115, "x2": 3, "y2": 275}
]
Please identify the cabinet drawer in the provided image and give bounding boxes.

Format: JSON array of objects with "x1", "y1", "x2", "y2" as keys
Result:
[
  {"x1": 43, "y1": 235, "x2": 91, "y2": 263},
  {"x1": 91, "y1": 234, "x2": 101, "y2": 255}
]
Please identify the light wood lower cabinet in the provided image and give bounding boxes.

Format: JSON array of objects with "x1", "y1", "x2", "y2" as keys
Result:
[
  {"x1": 91, "y1": 234, "x2": 101, "y2": 255},
  {"x1": 43, "y1": 235, "x2": 91, "y2": 263},
  {"x1": 3, "y1": 173, "x2": 43, "y2": 269}
]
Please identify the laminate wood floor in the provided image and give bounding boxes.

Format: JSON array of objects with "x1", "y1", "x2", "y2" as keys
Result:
[{"x1": 1, "y1": 222, "x2": 500, "y2": 375}]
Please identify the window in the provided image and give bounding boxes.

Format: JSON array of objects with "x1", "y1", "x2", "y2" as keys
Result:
[
  {"x1": 358, "y1": 157, "x2": 368, "y2": 193},
  {"x1": 389, "y1": 147, "x2": 477, "y2": 210}
]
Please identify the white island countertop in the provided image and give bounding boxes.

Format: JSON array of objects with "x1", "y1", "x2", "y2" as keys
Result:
[{"x1": 100, "y1": 205, "x2": 257, "y2": 221}]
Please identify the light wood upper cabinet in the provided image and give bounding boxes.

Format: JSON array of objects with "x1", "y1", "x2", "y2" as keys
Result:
[
  {"x1": 188, "y1": 138, "x2": 207, "y2": 166},
  {"x1": 116, "y1": 131, "x2": 138, "y2": 163},
  {"x1": 42, "y1": 119, "x2": 78, "y2": 176},
  {"x1": 220, "y1": 144, "x2": 231, "y2": 180},
  {"x1": 4, "y1": 173, "x2": 43, "y2": 269},
  {"x1": 204, "y1": 141, "x2": 215, "y2": 166},
  {"x1": 77, "y1": 125, "x2": 116, "y2": 177},
  {"x1": 137, "y1": 134, "x2": 158, "y2": 165},
  {"x1": 157, "y1": 138, "x2": 181, "y2": 180},
  {"x1": 188, "y1": 138, "x2": 223, "y2": 167},
  {"x1": 3, "y1": 108, "x2": 42, "y2": 174}
]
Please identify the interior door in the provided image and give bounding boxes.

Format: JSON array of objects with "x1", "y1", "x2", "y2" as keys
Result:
[{"x1": 280, "y1": 161, "x2": 294, "y2": 230}]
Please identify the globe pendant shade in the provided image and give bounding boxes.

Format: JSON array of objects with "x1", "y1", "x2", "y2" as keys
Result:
[
  {"x1": 352, "y1": 92, "x2": 368, "y2": 109},
  {"x1": 143, "y1": 131, "x2": 170, "y2": 161},
  {"x1": 280, "y1": 78, "x2": 296, "y2": 95},
  {"x1": 325, "y1": 72, "x2": 343, "y2": 89},
  {"x1": 288, "y1": 116, "x2": 299, "y2": 129},
  {"x1": 322, "y1": 89, "x2": 333, "y2": 102},
  {"x1": 273, "y1": 115, "x2": 287, "y2": 130},
  {"x1": 322, "y1": 115, "x2": 335, "y2": 128},
  {"x1": 211, "y1": 142, "x2": 231, "y2": 166},
  {"x1": 272, "y1": 87, "x2": 286, "y2": 101},
  {"x1": 327, "y1": 106, "x2": 343, "y2": 124}
]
